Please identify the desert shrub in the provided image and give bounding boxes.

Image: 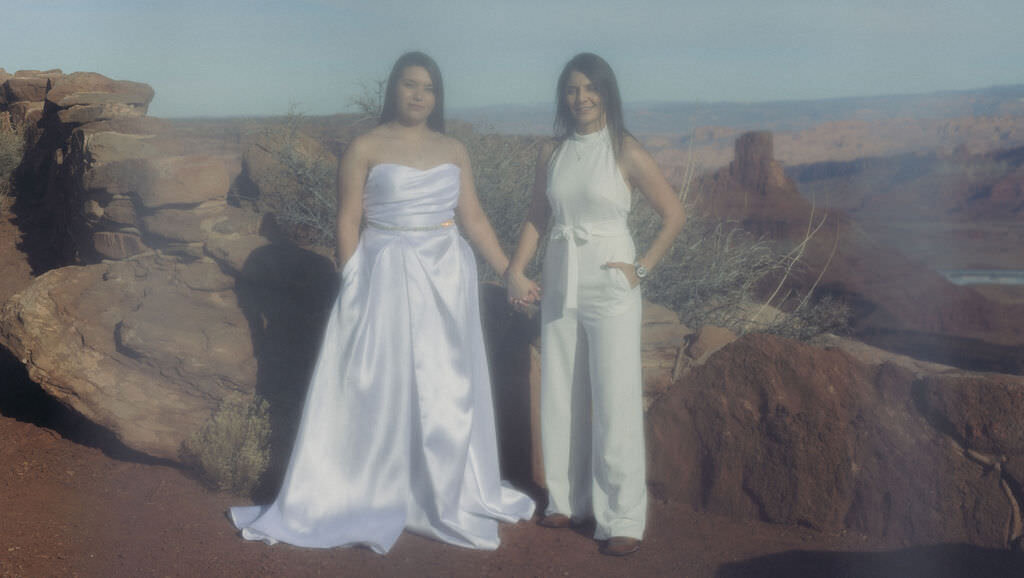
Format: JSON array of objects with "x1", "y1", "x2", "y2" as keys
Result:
[
  {"x1": 238, "y1": 112, "x2": 338, "y2": 247},
  {"x1": 180, "y1": 396, "x2": 271, "y2": 496},
  {"x1": 635, "y1": 206, "x2": 777, "y2": 330},
  {"x1": 765, "y1": 294, "x2": 851, "y2": 341},
  {"x1": 631, "y1": 155, "x2": 849, "y2": 340},
  {"x1": 254, "y1": 105, "x2": 847, "y2": 341},
  {"x1": 449, "y1": 123, "x2": 542, "y2": 281},
  {"x1": 0, "y1": 112, "x2": 24, "y2": 210}
]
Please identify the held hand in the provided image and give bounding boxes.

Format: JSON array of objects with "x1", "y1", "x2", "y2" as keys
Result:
[
  {"x1": 505, "y1": 271, "x2": 541, "y2": 311},
  {"x1": 604, "y1": 261, "x2": 640, "y2": 289}
]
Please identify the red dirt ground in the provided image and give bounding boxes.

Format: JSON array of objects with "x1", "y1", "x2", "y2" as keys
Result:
[{"x1": 2, "y1": 208, "x2": 1022, "y2": 578}]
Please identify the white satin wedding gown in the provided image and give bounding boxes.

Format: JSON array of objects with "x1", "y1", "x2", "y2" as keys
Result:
[{"x1": 230, "y1": 162, "x2": 535, "y2": 553}]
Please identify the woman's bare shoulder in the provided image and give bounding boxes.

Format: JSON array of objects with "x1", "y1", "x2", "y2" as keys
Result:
[
  {"x1": 621, "y1": 133, "x2": 656, "y2": 167},
  {"x1": 622, "y1": 132, "x2": 646, "y2": 154}
]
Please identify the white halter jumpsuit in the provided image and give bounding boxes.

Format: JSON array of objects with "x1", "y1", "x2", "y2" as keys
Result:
[{"x1": 541, "y1": 126, "x2": 646, "y2": 540}]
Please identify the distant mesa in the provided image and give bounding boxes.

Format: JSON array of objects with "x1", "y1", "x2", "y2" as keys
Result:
[{"x1": 730, "y1": 130, "x2": 791, "y2": 195}]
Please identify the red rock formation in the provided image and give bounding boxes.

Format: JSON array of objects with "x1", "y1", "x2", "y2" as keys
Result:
[
  {"x1": 695, "y1": 131, "x2": 1024, "y2": 367},
  {"x1": 0, "y1": 69, "x2": 333, "y2": 462},
  {"x1": 647, "y1": 332, "x2": 1024, "y2": 548},
  {"x1": 731, "y1": 131, "x2": 789, "y2": 195}
]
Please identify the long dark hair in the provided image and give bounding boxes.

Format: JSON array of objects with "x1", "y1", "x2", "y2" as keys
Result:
[
  {"x1": 379, "y1": 51, "x2": 445, "y2": 133},
  {"x1": 553, "y1": 52, "x2": 626, "y2": 159}
]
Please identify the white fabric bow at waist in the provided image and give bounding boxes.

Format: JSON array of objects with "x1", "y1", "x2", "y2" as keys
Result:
[{"x1": 549, "y1": 220, "x2": 631, "y2": 311}]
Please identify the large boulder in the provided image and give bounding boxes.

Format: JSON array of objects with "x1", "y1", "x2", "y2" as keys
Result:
[
  {"x1": 84, "y1": 154, "x2": 241, "y2": 208},
  {"x1": 38, "y1": 73, "x2": 154, "y2": 126},
  {"x1": 141, "y1": 200, "x2": 260, "y2": 245},
  {"x1": 641, "y1": 302, "x2": 694, "y2": 404},
  {"x1": 57, "y1": 103, "x2": 146, "y2": 125},
  {"x1": 92, "y1": 230, "x2": 149, "y2": 260},
  {"x1": 5, "y1": 101, "x2": 44, "y2": 127},
  {"x1": 46, "y1": 72, "x2": 154, "y2": 109},
  {"x1": 75, "y1": 128, "x2": 166, "y2": 165},
  {"x1": 0, "y1": 257, "x2": 257, "y2": 459},
  {"x1": 3, "y1": 76, "x2": 50, "y2": 103},
  {"x1": 647, "y1": 332, "x2": 1024, "y2": 549},
  {"x1": 13, "y1": 69, "x2": 63, "y2": 81}
]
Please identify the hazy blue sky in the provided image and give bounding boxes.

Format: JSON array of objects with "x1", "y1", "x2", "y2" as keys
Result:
[{"x1": 3, "y1": 0, "x2": 1022, "y2": 118}]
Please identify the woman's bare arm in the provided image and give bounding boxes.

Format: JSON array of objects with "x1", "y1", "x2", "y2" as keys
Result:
[
  {"x1": 505, "y1": 140, "x2": 555, "y2": 303},
  {"x1": 336, "y1": 136, "x2": 369, "y2": 270},
  {"x1": 606, "y1": 136, "x2": 686, "y2": 287}
]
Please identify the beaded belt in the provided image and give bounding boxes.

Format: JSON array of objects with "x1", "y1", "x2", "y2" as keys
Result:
[{"x1": 366, "y1": 219, "x2": 455, "y2": 232}]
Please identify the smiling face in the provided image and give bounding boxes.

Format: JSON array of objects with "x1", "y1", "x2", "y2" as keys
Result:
[
  {"x1": 564, "y1": 69, "x2": 605, "y2": 134},
  {"x1": 394, "y1": 65, "x2": 436, "y2": 126}
]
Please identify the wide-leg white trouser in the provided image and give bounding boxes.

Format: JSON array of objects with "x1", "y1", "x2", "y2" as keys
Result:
[{"x1": 540, "y1": 289, "x2": 646, "y2": 540}]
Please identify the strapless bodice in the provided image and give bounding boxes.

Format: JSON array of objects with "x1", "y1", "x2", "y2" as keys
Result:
[{"x1": 364, "y1": 163, "x2": 460, "y2": 229}]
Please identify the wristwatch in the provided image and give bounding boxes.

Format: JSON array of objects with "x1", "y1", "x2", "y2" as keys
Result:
[{"x1": 633, "y1": 260, "x2": 648, "y2": 280}]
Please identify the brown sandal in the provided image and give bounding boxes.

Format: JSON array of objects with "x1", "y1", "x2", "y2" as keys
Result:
[
  {"x1": 600, "y1": 537, "x2": 641, "y2": 556},
  {"x1": 537, "y1": 513, "x2": 571, "y2": 528}
]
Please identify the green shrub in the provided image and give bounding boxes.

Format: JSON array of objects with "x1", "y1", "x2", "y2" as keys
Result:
[{"x1": 181, "y1": 396, "x2": 271, "y2": 496}]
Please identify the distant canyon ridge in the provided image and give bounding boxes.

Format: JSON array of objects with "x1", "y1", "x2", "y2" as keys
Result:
[
  {"x1": 461, "y1": 86, "x2": 1024, "y2": 274},
  {"x1": 455, "y1": 84, "x2": 1024, "y2": 172}
]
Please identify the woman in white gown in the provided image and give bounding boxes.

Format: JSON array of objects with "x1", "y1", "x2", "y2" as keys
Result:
[
  {"x1": 505, "y1": 53, "x2": 684, "y2": 556},
  {"x1": 230, "y1": 52, "x2": 534, "y2": 553}
]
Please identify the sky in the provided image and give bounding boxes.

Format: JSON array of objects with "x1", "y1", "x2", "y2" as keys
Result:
[{"x1": 2, "y1": 0, "x2": 1023, "y2": 118}]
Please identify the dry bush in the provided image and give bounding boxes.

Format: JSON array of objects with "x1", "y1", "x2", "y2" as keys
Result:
[
  {"x1": 631, "y1": 148, "x2": 849, "y2": 341},
  {"x1": 180, "y1": 397, "x2": 272, "y2": 496},
  {"x1": 350, "y1": 79, "x2": 387, "y2": 125},
  {"x1": 253, "y1": 105, "x2": 847, "y2": 341},
  {"x1": 0, "y1": 112, "x2": 24, "y2": 211},
  {"x1": 449, "y1": 122, "x2": 542, "y2": 281},
  {"x1": 254, "y1": 113, "x2": 338, "y2": 247}
]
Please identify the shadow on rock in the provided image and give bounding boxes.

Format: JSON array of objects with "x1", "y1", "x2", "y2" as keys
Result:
[
  {"x1": 233, "y1": 239, "x2": 337, "y2": 503},
  {"x1": 0, "y1": 345, "x2": 171, "y2": 465},
  {"x1": 716, "y1": 544, "x2": 1024, "y2": 578}
]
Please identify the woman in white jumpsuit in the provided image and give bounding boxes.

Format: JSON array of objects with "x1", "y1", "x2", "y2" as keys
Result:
[{"x1": 505, "y1": 53, "x2": 684, "y2": 556}]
